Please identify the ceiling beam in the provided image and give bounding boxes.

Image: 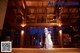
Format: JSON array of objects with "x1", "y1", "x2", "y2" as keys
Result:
[
  {"x1": 22, "y1": 0, "x2": 26, "y2": 9},
  {"x1": 11, "y1": 23, "x2": 80, "y2": 27},
  {"x1": 14, "y1": 1, "x2": 24, "y2": 16}
]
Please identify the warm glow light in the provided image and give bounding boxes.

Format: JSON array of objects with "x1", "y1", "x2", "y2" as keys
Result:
[
  {"x1": 21, "y1": 23, "x2": 26, "y2": 27},
  {"x1": 53, "y1": 19, "x2": 56, "y2": 20},
  {"x1": 21, "y1": 30, "x2": 24, "y2": 35},
  {"x1": 58, "y1": 23, "x2": 62, "y2": 27},
  {"x1": 59, "y1": 30, "x2": 62, "y2": 35}
]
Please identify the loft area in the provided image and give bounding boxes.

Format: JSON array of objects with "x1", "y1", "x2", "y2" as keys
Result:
[{"x1": 4, "y1": 0, "x2": 80, "y2": 26}]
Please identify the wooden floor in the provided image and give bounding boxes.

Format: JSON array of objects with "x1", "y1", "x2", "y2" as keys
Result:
[{"x1": 1, "y1": 48, "x2": 80, "y2": 53}]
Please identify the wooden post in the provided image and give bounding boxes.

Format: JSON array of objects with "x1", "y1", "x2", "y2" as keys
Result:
[
  {"x1": 59, "y1": 27, "x2": 63, "y2": 48},
  {"x1": 20, "y1": 30, "x2": 24, "y2": 48}
]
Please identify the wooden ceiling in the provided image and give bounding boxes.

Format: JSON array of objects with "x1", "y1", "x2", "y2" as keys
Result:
[{"x1": 4, "y1": 0, "x2": 80, "y2": 27}]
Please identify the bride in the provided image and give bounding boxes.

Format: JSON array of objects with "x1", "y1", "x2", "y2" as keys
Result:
[{"x1": 44, "y1": 27, "x2": 53, "y2": 49}]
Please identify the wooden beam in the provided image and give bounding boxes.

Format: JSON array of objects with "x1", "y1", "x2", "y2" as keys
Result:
[
  {"x1": 14, "y1": 1, "x2": 24, "y2": 15},
  {"x1": 26, "y1": 23, "x2": 58, "y2": 27},
  {"x1": 11, "y1": 23, "x2": 80, "y2": 28}
]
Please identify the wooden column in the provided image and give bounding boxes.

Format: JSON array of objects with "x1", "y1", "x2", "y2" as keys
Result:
[
  {"x1": 20, "y1": 30, "x2": 24, "y2": 48},
  {"x1": 59, "y1": 27, "x2": 63, "y2": 48}
]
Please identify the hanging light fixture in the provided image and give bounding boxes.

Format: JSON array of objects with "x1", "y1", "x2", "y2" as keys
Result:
[
  {"x1": 20, "y1": 17, "x2": 26, "y2": 27},
  {"x1": 21, "y1": 22, "x2": 26, "y2": 27}
]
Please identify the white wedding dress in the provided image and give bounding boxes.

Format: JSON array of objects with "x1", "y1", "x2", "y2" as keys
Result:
[{"x1": 45, "y1": 32, "x2": 53, "y2": 49}]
